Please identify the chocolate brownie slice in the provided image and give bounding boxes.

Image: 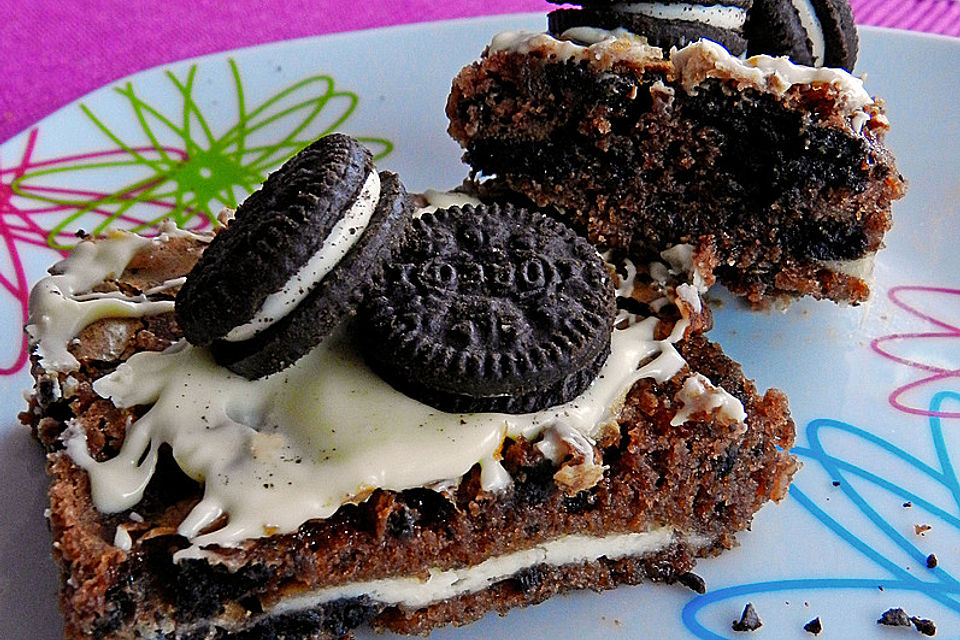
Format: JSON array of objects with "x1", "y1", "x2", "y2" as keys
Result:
[
  {"x1": 447, "y1": 30, "x2": 905, "y2": 306},
  {"x1": 22, "y1": 224, "x2": 796, "y2": 639}
]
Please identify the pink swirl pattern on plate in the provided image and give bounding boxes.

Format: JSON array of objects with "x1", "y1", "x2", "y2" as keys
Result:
[
  {"x1": 871, "y1": 285, "x2": 960, "y2": 419},
  {"x1": 0, "y1": 129, "x2": 185, "y2": 374},
  {"x1": 0, "y1": 60, "x2": 392, "y2": 378}
]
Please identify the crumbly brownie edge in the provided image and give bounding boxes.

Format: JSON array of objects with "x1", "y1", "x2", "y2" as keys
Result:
[{"x1": 446, "y1": 50, "x2": 905, "y2": 306}]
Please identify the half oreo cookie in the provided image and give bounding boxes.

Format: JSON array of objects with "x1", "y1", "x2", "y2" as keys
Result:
[
  {"x1": 745, "y1": 0, "x2": 858, "y2": 70},
  {"x1": 176, "y1": 134, "x2": 412, "y2": 379},
  {"x1": 548, "y1": 0, "x2": 753, "y2": 56},
  {"x1": 358, "y1": 204, "x2": 617, "y2": 414}
]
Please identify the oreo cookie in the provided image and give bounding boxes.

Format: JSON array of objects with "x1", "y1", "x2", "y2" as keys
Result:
[
  {"x1": 176, "y1": 134, "x2": 412, "y2": 379},
  {"x1": 548, "y1": 1, "x2": 753, "y2": 56},
  {"x1": 745, "y1": 0, "x2": 858, "y2": 70},
  {"x1": 358, "y1": 204, "x2": 616, "y2": 414}
]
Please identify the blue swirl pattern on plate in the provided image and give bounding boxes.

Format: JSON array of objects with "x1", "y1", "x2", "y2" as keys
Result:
[{"x1": 683, "y1": 390, "x2": 960, "y2": 638}]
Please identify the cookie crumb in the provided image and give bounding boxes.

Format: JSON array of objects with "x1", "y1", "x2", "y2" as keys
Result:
[
  {"x1": 832, "y1": 480, "x2": 840, "y2": 486},
  {"x1": 678, "y1": 571, "x2": 706, "y2": 594},
  {"x1": 877, "y1": 608, "x2": 911, "y2": 627},
  {"x1": 732, "y1": 602, "x2": 762, "y2": 632},
  {"x1": 903, "y1": 501, "x2": 913, "y2": 507},
  {"x1": 803, "y1": 617, "x2": 822, "y2": 635},
  {"x1": 926, "y1": 554, "x2": 938, "y2": 569},
  {"x1": 915, "y1": 524, "x2": 932, "y2": 536},
  {"x1": 911, "y1": 616, "x2": 936, "y2": 636}
]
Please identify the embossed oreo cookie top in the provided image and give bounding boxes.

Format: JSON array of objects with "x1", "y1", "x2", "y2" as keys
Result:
[{"x1": 358, "y1": 204, "x2": 617, "y2": 414}]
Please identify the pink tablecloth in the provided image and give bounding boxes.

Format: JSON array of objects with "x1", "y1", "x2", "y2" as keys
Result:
[{"x1": 1, "y1": 0, "x2": 958, "y2": 146}]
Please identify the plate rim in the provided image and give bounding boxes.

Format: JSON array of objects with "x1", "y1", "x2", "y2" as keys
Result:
[{"x1": 2, "y1": 16, "x2": 959, "y2": 150}]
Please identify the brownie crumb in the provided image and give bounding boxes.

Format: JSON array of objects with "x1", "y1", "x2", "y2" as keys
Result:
[
  {"x1": 911, "y1": 616, "x2": 937, "y2": 636},
  {"x1": 803, "y1": 617, "x2": 822, "y2": 635},
  {"x1": 926, "y1": 554, "x2": 938, "y2": 569},
  {"x1": 678, "y1": 571, "x2": 706, "y2": 594},
  {"x1": 832, "y1": 480, "x2": 841, "y2": 486},
  {"x1": 904, "y1": 502, "x2": 913, "y2": 507},
  {"x1": 877, "y1": 608, "x2": 911, "y2": 627},
  {"x1": 732, "y1": 603, "x2": 762, "y2": 632}
]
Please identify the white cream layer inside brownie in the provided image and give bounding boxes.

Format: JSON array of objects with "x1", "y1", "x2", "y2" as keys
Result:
[{"x1": 270, "y1": 528, "x2": 709, "y2": 612}]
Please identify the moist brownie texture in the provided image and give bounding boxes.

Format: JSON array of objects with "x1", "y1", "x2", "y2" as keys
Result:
[
  {"x1": 447, "y1": 32, "x2": 905, "y2": 306},
  {"x1": 22, "y1": 226, "x2": 796, "y2": 639}
]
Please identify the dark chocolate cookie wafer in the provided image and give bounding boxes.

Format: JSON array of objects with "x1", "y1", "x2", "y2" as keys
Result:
[
  {"x1": 177, "y1": 133, "x2": 374, "y2": 347},
  {"x1": 549, "y1": 1, "x2": 752, "y2": 56},
  {"x1": 358, "y1": 203, "x2": 616, "y2": 414},
  {"x1": 212, "y1": 171, "x2": 411, "y2": 379},
  {"x1": 745, "y1": 0, "x2": 858, "y2": 70}
]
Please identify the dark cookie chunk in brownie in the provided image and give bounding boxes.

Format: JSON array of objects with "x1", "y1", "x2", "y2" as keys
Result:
[
  {"x1": 359, "y1": 203, "x2": 616, "y2": 413},
  {"x1": 176, "y1": 133, "x2": 374, "y2": 348},
  {"x1": 211, "y1": 171, "x2": 411, "y2": 379},
  {"x1": 745, "y1": 0, "x2": 859, "y2": 70},
  {"x1": 549, "y1": 1, "x2": 751, "y2": 56}
]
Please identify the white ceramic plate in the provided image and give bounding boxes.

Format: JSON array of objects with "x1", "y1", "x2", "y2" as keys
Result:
[{"x1": 1, "y1": 15, "x2": 958, "y2": 640}]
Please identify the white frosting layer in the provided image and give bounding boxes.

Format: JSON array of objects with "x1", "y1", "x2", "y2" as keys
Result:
[
  {"x1": 489, "y1": 30, "x2": 873, "y2": 131},
  {"x1": 612, "y1": 2, "x2": 748, "y2": 30},
  {"x1": 25, "y1": 223, "x2": 206, "y2": 372},
  {"x1": 670, "y1": 372, "x2": 747, "y2": 427},
  {"x1": 490, "y1": 28, "x2": 664, "y2": 66},
  {"x1": 670, "y1": 40, "x2": 871, "y2": 118},
  {"x1": 32, "y1": 204, "x2": 746, "y2": 557},
  {"x1": 273, "y1": 528, "x2": 684, "y2": 612},
  {"x1": 71, "y1": 313, "x2": 692, "y2": 555},
  {"x1": 224, "y1": 171, "x2": 381, "y2": 342},
  {"x1": 790, "y1": 0, "x2": 826, "y2": 66}
]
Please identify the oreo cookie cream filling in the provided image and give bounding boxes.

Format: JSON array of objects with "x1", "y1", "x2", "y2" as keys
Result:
[
  {"x1": 548, "y1": 0, "x2": 753, "y2": 55},
  {"x1": 788, "y1": 0, "x2": 826, "y2": 65},
  {"x1": 222, "y1": 170, "x2": 381, "y2": 343},
  {"x1": 745, "y1": 0, "x2": 859, "y2": 70},
  {"x1": 176, "y1": 135, "x2": 412, "y2": 379},
  {"x1": 609, "y1": 2, "x2": 748, "y2": 30}
]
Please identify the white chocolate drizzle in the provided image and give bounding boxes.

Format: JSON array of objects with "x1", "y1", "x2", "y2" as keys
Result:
[
  {"x1": 490, "y1": 28, "x2": 664, "y2": 66},
  {"x1": 223, "y1": 171, "x2": 381, "y2": 342},
  {"x1": 113, "y1": 525, "x2": 133, "y2": 552},
  {"x1": 25, "y1": 222, "x2": 205, "y2": 372},
  {"x1": 489, "y1": 30, "x2": 873, "y2": 132},
  {"x1": 671, "y1": 40, "x2": 871, "y2": 127},
  {"x1": 29, "y1": 209, "x2": 748, "y2": 556},
  {"x1": 671, "y1": 372, "x2": 747, "y2": 427},
  {"x1": 70, "y1": 313, "x2": 691, "y2": 556}
]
